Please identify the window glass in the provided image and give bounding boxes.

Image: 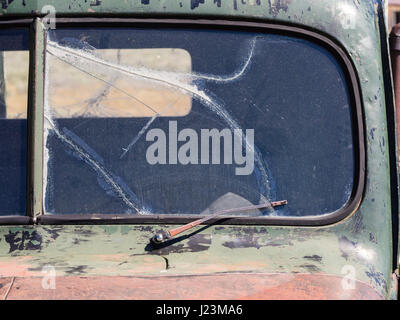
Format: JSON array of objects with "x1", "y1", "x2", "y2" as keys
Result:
[
  {"x1": 44, "y1": 27, "x2": 355, "y2": 218},
  {"x1": 0, "y1": 28, "x2": 29, "y2": 216},
  {"x1": 47, "y1": 46, "x2": 192, "y2": 117}
]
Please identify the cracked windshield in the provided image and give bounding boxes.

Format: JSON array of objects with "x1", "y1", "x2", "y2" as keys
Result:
[{"x1": 44, "y1": 27, "x2": 354, "y2": 217}]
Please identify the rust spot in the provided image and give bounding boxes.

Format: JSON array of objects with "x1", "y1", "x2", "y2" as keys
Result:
[{"x1": 0, "y1": 256, "x2": 39, "y2": 277}]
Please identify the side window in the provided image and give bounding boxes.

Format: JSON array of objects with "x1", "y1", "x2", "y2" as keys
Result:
[{"x1": 0, "y1": 28, "x2": 29, "y2": 216}]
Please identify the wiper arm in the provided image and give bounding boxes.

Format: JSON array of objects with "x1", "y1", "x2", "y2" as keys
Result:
[{"x1": 151, "y1": 200, "x2": 287, "y2": 244}]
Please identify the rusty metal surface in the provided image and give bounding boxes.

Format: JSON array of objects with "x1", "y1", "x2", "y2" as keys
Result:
[
  {"x1": 0, "y1": 224, "x2": 396, "y2": 299},
  {"x1": 0, "y1": 0, "x2": 397, "y2": 299},
  {"x1": 0, "y1": 274, "x2": 384, "y2": 300}
]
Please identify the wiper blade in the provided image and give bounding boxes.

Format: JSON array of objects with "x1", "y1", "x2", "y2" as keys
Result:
[{"x1": 151, "y1": 200, "x2": 287, "y2": 244}]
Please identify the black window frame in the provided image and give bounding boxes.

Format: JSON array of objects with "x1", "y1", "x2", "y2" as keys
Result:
[{"x1": 0, "y1": 17, "x2": 365, "y2": 227}]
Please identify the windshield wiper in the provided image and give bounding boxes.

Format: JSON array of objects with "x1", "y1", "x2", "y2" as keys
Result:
[{"x1": 151, "y1": 200, "x2": 287, "y2": 244}]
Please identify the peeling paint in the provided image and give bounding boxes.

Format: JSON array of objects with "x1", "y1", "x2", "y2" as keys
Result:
[
  {"x1": 268, "y1": 0, "x2": 291, "y2": 17},
  {"x1": 4, "y1": 230, "x2": 42, "y2": 253}
]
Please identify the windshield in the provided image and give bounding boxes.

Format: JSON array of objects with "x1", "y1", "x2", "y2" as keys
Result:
[{"x1": 43, "y1": 27, "x2": 355, "y2": 217}]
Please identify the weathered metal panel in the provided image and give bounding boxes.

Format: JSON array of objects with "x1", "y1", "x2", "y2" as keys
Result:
[
  {"x1": 0, "y1": 274, "x2": 384, "y2": 300},
  {"x1": 0, "y1": 223, "x2": 393, "y2": 298}
]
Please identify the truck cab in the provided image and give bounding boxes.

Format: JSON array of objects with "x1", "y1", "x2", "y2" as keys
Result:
[{"x1": 0, "y1": 0, "x2": 398, "y2": 299}]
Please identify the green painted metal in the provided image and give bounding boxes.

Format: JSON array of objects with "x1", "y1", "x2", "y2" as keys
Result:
[
  {"x1": 0, "y1": 52, "x2": 5, "y2": 118},
  {"x1": 0, "y1": 0, "x2": 398, "y2": 299},
  {"x1": 27, "y1": 18, "x2": 45, "y2": 221}
]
